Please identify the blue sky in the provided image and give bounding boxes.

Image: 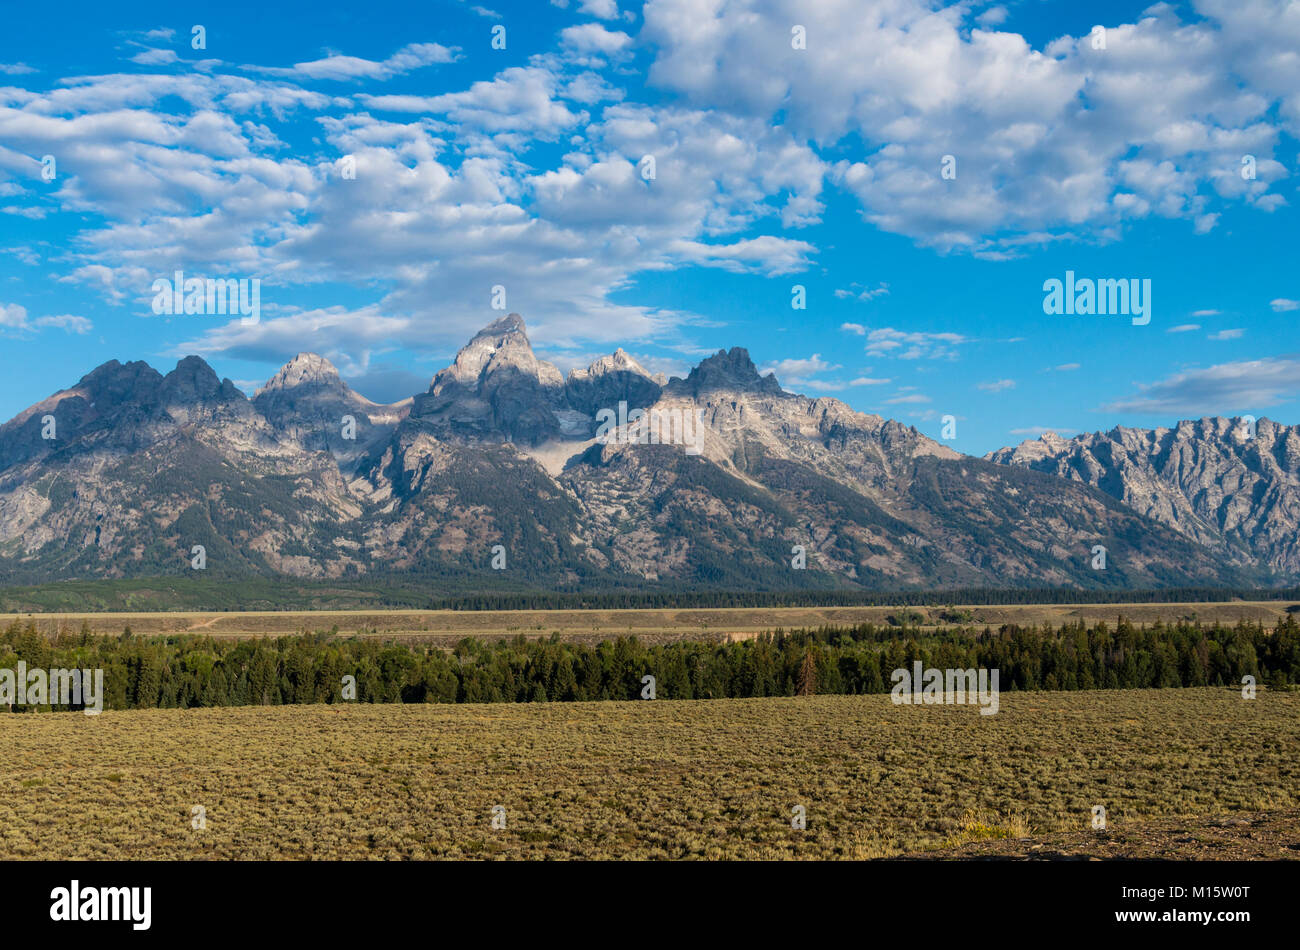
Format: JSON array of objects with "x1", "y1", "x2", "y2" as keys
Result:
[{"x1": 1, "y1": 0, "x2": 1297, "y2": 455}]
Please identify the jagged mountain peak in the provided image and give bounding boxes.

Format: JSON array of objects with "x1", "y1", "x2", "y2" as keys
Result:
[
  {"x1": 75, "y1": 358, "x2": 152, "y2": 386},
  {"x1": 251, "y1": 353, "x2": 406, "y2": 469},
  {"x1": 159, "y1": 355, "x2": 242, "y2": 405},
  {"x1": 675, "y1": 346, "x2": 782, "y2": 396},
  {"x1": 988, "y1": 416, "x2": 1300, "y2": 573},
  {"x1": 563, "y1": 347, "x2": 665, "y2": 420},
  {"x1": 476, "y1": 312, "x2": 528, "y2": 338},
  {"x1": 990, "y1": 417, "x2": 1269, "y2": 462},
  {"x1": 986, "y1": 429, "x2": 1075, "y2": 464},
  {"x1": 569, "y1": 347, "x2": 664, "y2": 385},
  {"x1": 258, "y1": 353, "x2": 344, "y2": 395},
  {"x1": 165, "y1": 355, "x2": 219, "y2": 386},
  {"x1": 410, "y1": 315, "x2": 566, "y2": 445},
  {"x1": 69, "y1": 359, "x2": 165, "y2": 405},
  {"x1": 435, "y1": 313, "x2": 562, "y2": 392},
  {"x1": 591, "y1": 347, "x2": 641, "y2": 373}
]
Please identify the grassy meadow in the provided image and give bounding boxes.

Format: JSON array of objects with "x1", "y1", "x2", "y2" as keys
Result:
[{"x1": 2, "y1": 688, "x2": 1295, "y2": 860}]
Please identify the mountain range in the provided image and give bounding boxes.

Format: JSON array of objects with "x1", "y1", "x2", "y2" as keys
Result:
[{"x1": 0, "y1": 313, "x2": 1291, "y2": 592}]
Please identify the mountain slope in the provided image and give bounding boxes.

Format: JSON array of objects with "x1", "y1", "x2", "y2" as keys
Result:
[
  {"x1": 988, "y1": 418, "x2": 1300, "y2": 575},
  {"x1": 406, "y1": 313, "x2": 573, "y2": 445},
  {"x1": 253, "y1": 353, "x2": 408, "y2": 472},
  {"x1": 554, "y1": 349, "x2": 1245, "y2": 589},
  {"x1": 0, "y1": 357, "x2": 362, "y2": 583}
]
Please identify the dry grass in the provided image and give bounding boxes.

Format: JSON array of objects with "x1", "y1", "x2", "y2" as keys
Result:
[
  {"x1": 943, "y1": 809, "x2": 1032, "y2": 848},
  {"x1": 4, "y1": 600, "x2": 1295, "y2": 644},
  {"x1": 1, "y1": 688, "x2": 1296, "y2": 860}
]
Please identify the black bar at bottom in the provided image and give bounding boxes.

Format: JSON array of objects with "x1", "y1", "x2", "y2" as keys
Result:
[{"x1": 2, "y1": 858, "x2": 1291, "y2": 940}]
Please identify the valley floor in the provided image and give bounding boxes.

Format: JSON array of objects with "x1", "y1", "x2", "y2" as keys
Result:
[
  {"x1": 1, "y1": 688, "x2": 1296, "y2": 860},
  {"x1": 6, "y1": 600, "x2": 1298, "y2": 645}
]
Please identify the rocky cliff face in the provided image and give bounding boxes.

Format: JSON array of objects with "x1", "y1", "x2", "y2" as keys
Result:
[
  {"x1": 407, "y1": 314, "x2": 665, "y2": 445},
  {"x1": 0, "y1": 356, "x2": 361, "y2": 582},
  {"x1": 548, "y1": 346, "x2": 1235, "y2": 589},
  {"x1": 0, "y1": 317, "x2": 1284, "y2": 590},
  {"x1": 987, "y1": 418, "x2": 1300, "y2": 575},
  {"x1": 564, "y1": 347, "x2": 664, "y2": 419},
  {"x1": 407, "y1": 314, "x2": 571, "y2": 445},
  {"x1": 253, "y1": 353, "x2": 408, "y2": 472}
]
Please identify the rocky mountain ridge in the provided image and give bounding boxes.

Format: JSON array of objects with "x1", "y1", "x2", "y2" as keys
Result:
[
  {"x1": 0, "y1": 315, "x2": 1283, "y2": 590},
  {"x1": 987, "y1": 418, "x2": 1300, "y2": 573}
]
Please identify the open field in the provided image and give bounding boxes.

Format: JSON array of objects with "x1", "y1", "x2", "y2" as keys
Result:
[
  {"x1": 5, "y1": 600, "x2": 1297, "y2": 645},
  {"x1": 2, "y1": 688, "x2": 1296, "y2": 860},
  {"x1": 896, "y1": 809, "x2": 1300, "y2": 860}
]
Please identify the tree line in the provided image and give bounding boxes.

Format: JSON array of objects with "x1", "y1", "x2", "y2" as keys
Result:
[
  {"x1": 2, "y1": 615, "x2": 1296, "y2": 711},
  {"x1": 5, "y1": 574, "x2": 1300, "y2": 614}
]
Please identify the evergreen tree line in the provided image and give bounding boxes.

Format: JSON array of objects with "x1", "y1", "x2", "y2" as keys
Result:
[
  {"x1": 7, "y1": 575, "x2": 1300, "y2": 614},
  {"x1": 2, "y1": 615, "x2": 1296, "y2": 711},
  {"x1": 394, "y1": 585, "x2": 1300, "y2": 611}
]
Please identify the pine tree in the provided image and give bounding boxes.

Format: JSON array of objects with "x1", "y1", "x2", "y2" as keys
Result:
[{"x1": 797, "y1": 650, "x2": 816, "y2": 697}]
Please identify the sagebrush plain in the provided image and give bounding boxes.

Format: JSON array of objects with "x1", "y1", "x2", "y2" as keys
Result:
[{"x1": 3, "y1": 688, "x2": 1296, "y2": 860}]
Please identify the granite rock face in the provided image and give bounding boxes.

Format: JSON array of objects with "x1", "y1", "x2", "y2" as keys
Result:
[
  {"x1": 0, "y1": 356, "x2": 361, "y2": 582},
  {"x1": 987, "y1": 418, "x2": 1300, "y2": 575},
  {"x1": 407, "y1": 314, "x2": 569, "y2": 446},
  {"x1": 564, "y1": 347, "x2": 664, "y2": 420},
  {"x1": 253, "y1": 353, "x2": 408, "y2": 472}
]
